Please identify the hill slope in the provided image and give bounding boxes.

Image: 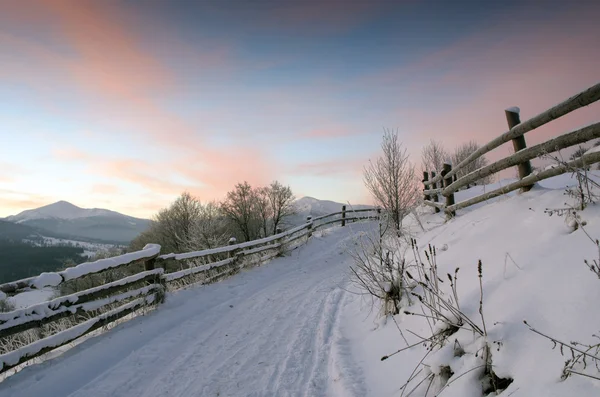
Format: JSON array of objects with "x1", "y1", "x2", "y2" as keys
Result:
[
  {"x1": 6, "y1": 201, "x2": 151, "y2": 243},
  {"x1": 340, "y1": 173, "x2": 600, "y2": 397}
]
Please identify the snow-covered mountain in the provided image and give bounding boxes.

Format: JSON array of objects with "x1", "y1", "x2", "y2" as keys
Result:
[
  {"x1": 7, "y1": 201, "x2": 120, "y2": 223},
  {"x1": 5, "y1": 201, "x2": 151, "y2": 243}
]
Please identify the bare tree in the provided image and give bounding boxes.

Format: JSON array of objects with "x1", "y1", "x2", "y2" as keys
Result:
[
  {"x1": 153, "y1": 192, "x2": 203, "y2": 253},
  {"x1": 184, "y1": 201, "x2": 230, "y2": 251},
  {"x1": 452, "y1": 141, "x2": 493, "y2": 186},
  {"x1": 421, "y1": 138, "x2": 448, "y2": 174},
  {"x1": 363, "y1": 129, "x2": 419, "y2": 233},
  {"x1": 129, "y1": 193, "x2": 229, "y2": 254},
  {"x1": 221, "y1": 182, "x2": 261, "y2": 242},
  {"x1": 255, "y1": 187, "x2": 272, "y2": 238},
  {"x1": 266, "y1": 181, "x2": 296, "y2": 234}
]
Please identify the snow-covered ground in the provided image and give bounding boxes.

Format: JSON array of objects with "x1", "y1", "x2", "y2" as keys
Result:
[
  {"x1": 2, "y1": 173, "x2": 600, "y2": 396},
  {"x1": 23, "y1": 236, "x2": 123, "y2": 258},
  {"x1": 340, "y1": 173, "x2": 600, "y2": 396},
  {"x1": 0, "y1": 225, "x2": 372, "y2": 397}
]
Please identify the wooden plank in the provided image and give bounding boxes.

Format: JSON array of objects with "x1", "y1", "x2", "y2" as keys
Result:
[
  {"x1": 443, "y1": 122, "x2": 600, "y2": 196},
  {"x1": 0, "y1": 297, "x2": 152, "y2": 374},
  {"x1": 423, "y1": 200, "x2": 446, "y2": 210},
  {"x1": 447, "y1": 150, "x2": 600, "y2": 212},
  {"x1": 240, "y1": 243, "x2": 282, "y2": 256},
  {"x1": 0, "y1": 251, "x2": 159, "y2": 295},
  {"x1": 0, "y1": 269, "x2": 163, "y2": 325},
  {"x1": 0, "y1": 284, "x2": 161, "y2": 339},
  {"x1": 159, "y1": 223, "x2": 311, "y2": 261},
  {"x1": 424, "y1": 82, "x2": 600, "y2": 186}
]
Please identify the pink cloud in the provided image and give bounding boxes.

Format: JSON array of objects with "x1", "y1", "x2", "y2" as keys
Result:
[
  {"x1": 3, "y1": 1, "x2": 279, "y2": 203},
  {"x1": 381, "y1": 3, "x2": 600, "y2": 165}
]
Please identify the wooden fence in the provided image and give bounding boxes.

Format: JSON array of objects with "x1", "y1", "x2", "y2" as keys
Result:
[
  {"x1": 422, "y1": 82, "x2": 600, "y2": 216},
  {"x1": 0, "y1": 206, "x2": 379, "y2": 375}
]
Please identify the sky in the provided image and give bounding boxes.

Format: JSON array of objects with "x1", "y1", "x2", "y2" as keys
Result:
[{"x1": 0, "y1": 0, "x2": 599, "y2": 219}]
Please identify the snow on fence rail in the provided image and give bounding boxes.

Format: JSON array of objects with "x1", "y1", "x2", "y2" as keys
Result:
[
  {"x1": 422, "y1": 82, "x2": 600, "y2": 216},
  {"x1": 0, "y1": 206, "x2": 379, "y2": 375}
]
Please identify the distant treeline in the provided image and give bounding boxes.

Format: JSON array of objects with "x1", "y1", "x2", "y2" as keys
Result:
[{"x1": 0, "y1": 240, "x2": 86, "y2": 284}]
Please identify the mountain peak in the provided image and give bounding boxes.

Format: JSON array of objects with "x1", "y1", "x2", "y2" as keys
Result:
[{"x1": 7, "y1": 200, "x2": 116, "y2": 222}]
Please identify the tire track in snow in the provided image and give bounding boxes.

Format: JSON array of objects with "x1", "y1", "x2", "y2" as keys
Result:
[{"x1": 0, "y1": 224, "x2": 375, "y2": 397}]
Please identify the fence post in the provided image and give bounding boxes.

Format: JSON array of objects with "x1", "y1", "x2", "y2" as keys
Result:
[
  {"x1": 442, "y1": 163, "x2": 456, "y2": 217},
  {"x1": 431, "y1": 171, "x2": 440, "y2": 213},
  {"x1": 422, "y1": 171, "x2": 431, "y2": 202},
  {"x1": 341, "y1": 205, "x2": 346, "y2": 227},
  {"x1": 307, "y1": 216, "x2": 313, "y2": 238},
  {"x1": 144, "y1": 257, "x2": 155, "y2": 271},
  {"x1": 505, "y1": 108, "x2": 533, "y2": 191},
  {"x1": 227, "y1": 237, "x2": 237, "y2": 259}
]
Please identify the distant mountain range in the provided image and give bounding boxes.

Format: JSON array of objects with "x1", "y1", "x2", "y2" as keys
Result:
[
  {"x1": 3, "y1": 201, "x2": 151, "y2": 243},
  {"x1": 289, "y1": 197, "x2": 372, "y2": 226},
  {"x1": 0, "y1": 197, "x2": 370, "y2": 245}
]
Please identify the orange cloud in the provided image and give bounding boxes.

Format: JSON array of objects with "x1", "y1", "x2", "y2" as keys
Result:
[
  {"x1": 0, "y1": 188, "x2": 54, "y2": 216},
  {"x1": 3, "y1": 1, "x2": 279, "y2": 201}
]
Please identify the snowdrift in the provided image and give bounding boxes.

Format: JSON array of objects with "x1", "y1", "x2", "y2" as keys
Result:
[{"x1": 342, "y1": 173, "x2": 600, "y2": 396}]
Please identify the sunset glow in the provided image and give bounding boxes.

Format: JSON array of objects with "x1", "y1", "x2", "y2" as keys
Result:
[{"x1": 1, "y1": 0, "x2": 599, "y2": 217}]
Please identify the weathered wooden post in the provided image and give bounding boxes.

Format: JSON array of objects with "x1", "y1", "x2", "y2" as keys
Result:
[
  {"x1": 442, "y1": 163, "x2": 456, "y2": 217},
  {"x1": 422, "y1": 171, "x2": 431, "y2": 202},
  {"x1": 307, "y1": 216, "x2": 313, "y2": 238},
  {"x1": 505, "y1": 107, "x2": 533, "y2": 191},
  {"x1": 431, "y1": 171, "x2": 440, "y2": 214},
  {"x1": 227, "y1": 237, "x2": 237, "y2": 259},
  {"x1": 144, "y1": 257, "x2": 155, "y2": 271},
  {"x1": 341, "y1": 205, "x2": 346, "y2": 227}
]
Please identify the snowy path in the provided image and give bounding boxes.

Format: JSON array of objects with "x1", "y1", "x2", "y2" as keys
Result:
[{"x1": 0, "y1": 225, "x2": 372, "y2": 397}]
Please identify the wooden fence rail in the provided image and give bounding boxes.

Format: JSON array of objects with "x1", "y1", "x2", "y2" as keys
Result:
[
  {"x1": 0, "y1": 206, "x2": 380, "y2": 375},
  {"x1": 421, "y1": 82, "x2": 600, "y2": 217}
]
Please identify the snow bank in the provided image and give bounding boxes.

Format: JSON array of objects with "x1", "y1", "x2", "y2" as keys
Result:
[{"x1": 343, "y1": 173, "x2": 600, "y2": 396}]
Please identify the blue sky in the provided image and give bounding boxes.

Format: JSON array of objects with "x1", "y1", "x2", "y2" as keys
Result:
[{"x1": 0, "y1": 0, "x2": 599, "y2": 218}]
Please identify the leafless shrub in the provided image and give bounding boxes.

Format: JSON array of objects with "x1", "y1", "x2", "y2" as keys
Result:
[
  {"x1": 524, "y1": 321, "x2": 600, "y2": 382},
  {"x1": 379, "y1": 246, "x2": 512, "y2": 396},
  {"x1": 542, "y1": 150, "x2": 600, "y2": 211},
  {"x1": 349, "y1": 229, "x2": 412, "y2": 316}
]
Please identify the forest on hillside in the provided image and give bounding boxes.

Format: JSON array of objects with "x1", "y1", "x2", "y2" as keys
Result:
[{"x1": 0, "y1": 240, "x2": 86, "y2": 284}]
